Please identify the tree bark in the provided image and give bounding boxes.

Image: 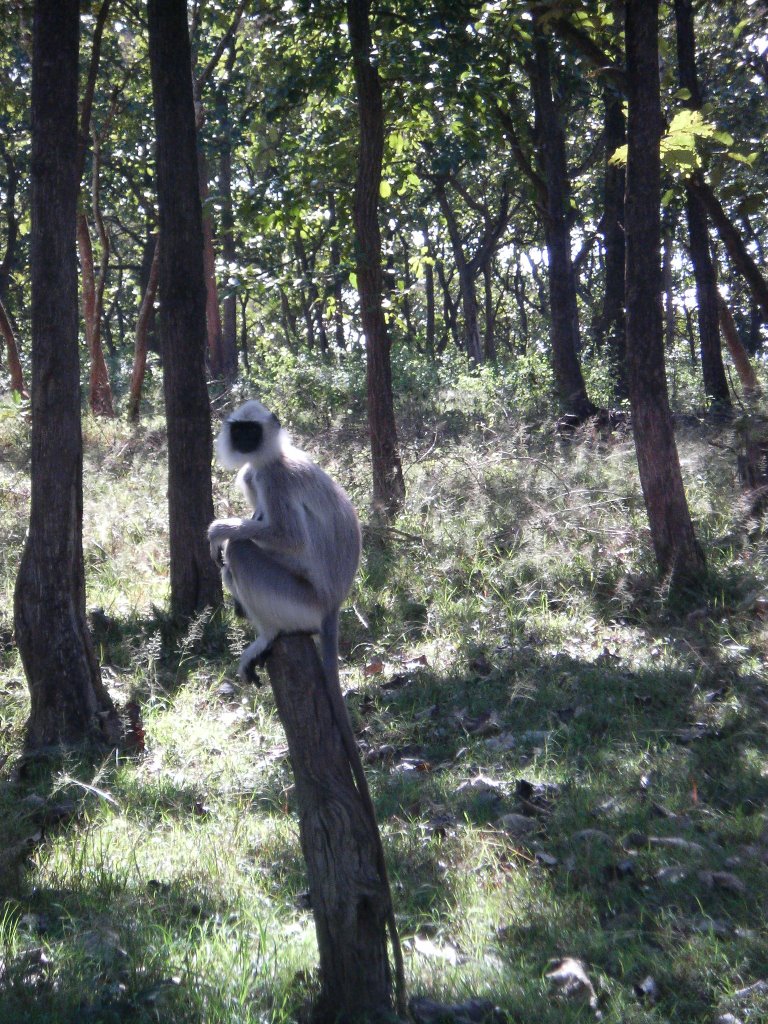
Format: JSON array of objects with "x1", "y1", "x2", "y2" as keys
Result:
[
  {"x1": 434, "y1": 184, "x2": 485, "y2": 365},
  {"x1": 624, "y1": 0, "x2": 705, "y2": 588},
  {"x1": 148, "y1": 0, "x2": 222, "y2": 618},
  {"x1": 0, "y1": 145, "x2": 20, "y2": 310},
  {"x1": 688, "y1": 177, "x2": 768, "y2": 321},
  {"x1": 598, "y1": 85, "x2": 628, "y2": 398},
  {"x1": 265, "y1": 635, "x2": 403, "y2": 1022},
  {"x1": 674, "y1": 0, "x2": 731, "y2": 414},
  {"x1": 77, "y1": 211, "x2": 115, "y2": 417},
  {"x1": 199, "y1": 154, "x2": 226, "y2": 380},
  {"x1": 328, "y1": 193, "x2": 347, "y2": 349},
  {"x1": 346, "y1": 0, "x2": 405, "y2": 517},
  {"x1": 0, "y1": 295, "x2": 25, "y2": 396},
  {"x1": 219, "y1": 60, "x2": 239, "y2": 380},
  {"x1": 128, "y1": 232, "x2": 160, "y2": 422},
  {"x1": 14, "y1": 0, "x2": 120, "y2": 751},
  {"x1": 529, "y1": 30, "x2": 596, "y2": 420},
  {"x1": 717, "y1": 293, "x2": 760, "y2": 397}
]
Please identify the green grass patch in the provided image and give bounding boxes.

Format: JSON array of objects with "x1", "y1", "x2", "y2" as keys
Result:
[{"x1": 1, "y1": 378, "x2": 768, "y2": 1022}]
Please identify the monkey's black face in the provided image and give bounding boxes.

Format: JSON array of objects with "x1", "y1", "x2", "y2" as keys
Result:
[{"x1": 230, "y1": 419, "x2": 263, "y2": 454}]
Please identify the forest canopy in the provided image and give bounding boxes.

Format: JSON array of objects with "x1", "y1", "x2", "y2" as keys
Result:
[{"x1": 0, "y1": 0, "x2": 766, "y2": 417}]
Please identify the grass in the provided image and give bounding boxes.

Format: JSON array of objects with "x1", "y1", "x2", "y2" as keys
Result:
[{"x1": 1, "y1": 373, "x2": 768, "y2": 1023}]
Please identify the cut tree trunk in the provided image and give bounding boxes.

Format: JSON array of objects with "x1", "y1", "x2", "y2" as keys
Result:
[
  {"x1": 624, "y1": 0, "x2": 705, "y2": 588},
  {"x1": 15, "y1": 0, "x2": 120, "y2": 751},
  {"x1": 265, "y1": 634, "x2": 404, "y2": 1023}
]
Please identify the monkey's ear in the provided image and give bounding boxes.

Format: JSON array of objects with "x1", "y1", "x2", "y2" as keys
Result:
[
  {"x1": 271, "y1": 412, "x2": 281, "y2": 429},
  {"x1": 230, "y1": 420, "x2": 264, "y2": 454}
]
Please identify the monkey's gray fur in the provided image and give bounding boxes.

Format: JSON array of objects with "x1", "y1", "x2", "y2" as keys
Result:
[
  {"x1": 208, "y1": 400, "x2": 405, "y2": 1009},
  {"x1": 208, "y1": 399, "x2": 361, "y2": 686}
]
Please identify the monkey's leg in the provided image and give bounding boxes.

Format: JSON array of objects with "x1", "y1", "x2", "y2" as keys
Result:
[{"x1": 225, "y1": 539, "x2": 324, "y2": 680}]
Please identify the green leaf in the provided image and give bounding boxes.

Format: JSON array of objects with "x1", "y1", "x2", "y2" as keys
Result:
[
  {"x1": 380, "y1": 181, "x2": 392, "y2": 199},
  {"x1": 661, "y1": 188, "x2": 675, "y2": 207},
  {"x1": 608, "y1": 144, "x2": 627, "y2": 167},
  {"x1": 348, "y1": 271, "x2": 358, "y2": 289}
]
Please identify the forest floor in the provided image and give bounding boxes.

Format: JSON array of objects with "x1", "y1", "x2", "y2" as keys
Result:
[{"x1": 1, "y1": 382, "x2": 768, "y2": 1024}]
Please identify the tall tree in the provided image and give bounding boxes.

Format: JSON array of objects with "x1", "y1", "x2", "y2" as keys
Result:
[
  {"x1": 346, "y1": 0, "x2": 405, "y2": 517},
  {"x1": 14, "y1": 0, "x2": 120, "y2": 750},
  {"x1": 433, "y1": 174, "x2": 510, "y2": 365},
  {"x1": 0, "y1": 295, "x2": 25, "y2": 395},
  {"x1": 624, "y1": 0, "x2": 705, "y2": 587},
  {"x1": 148, "y1": 0, "x2": 222, "y2": 618},
  {"x1": 674, "y1": 0, "x2": 731, "y2": 415},
  {"x1": 77, "y1": 0, "x2": 115, "y2": 418},
  {"x1": 596, "y1": 82, "x2": 628, "y2": 398},
  {"x1": 527, "y1": 27, "x2": 596, "y2": 420}
]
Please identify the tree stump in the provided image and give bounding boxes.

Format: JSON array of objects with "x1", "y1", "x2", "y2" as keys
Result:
[{"x1": 264, "y1": 634, "x2": 401, "y2": 1023}]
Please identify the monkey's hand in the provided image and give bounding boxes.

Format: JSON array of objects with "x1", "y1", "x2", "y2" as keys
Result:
[{"x1": 208, "y1": 517, "x2": 245, "y2": 561}]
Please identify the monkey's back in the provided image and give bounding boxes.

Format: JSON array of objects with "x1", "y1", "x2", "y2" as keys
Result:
[{"x1": 261, "y1": 448, "x2": 361, "y2": 610}]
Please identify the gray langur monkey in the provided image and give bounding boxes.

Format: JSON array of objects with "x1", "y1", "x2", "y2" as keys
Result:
[
  {"x1": 207, "y1": 399, "x2": 361, "y2": 686},
  {"x1": 208, "y1": 400, "x2": 405, "y2": 1009}
]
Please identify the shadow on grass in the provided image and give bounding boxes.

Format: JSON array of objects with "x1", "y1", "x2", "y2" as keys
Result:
[{"x1": 3, "y1": 577, "x2": 768, "y2": 1022}]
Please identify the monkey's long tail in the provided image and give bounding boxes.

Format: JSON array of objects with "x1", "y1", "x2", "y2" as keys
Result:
[{"x1": 319, "y1": 613, "x2": 407, "y2": 1019}]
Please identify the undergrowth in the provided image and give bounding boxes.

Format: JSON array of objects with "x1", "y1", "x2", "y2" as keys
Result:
[{"x1": 1, "y1": 365, "x2": 767, "y2": 1024}]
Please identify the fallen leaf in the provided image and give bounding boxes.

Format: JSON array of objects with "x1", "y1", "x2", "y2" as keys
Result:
[
  {"x1": 498, "y1": 813, "x2": 537, "y2": 837},
  {"x1": 456, "y1": 774, "x2": 506, "y2": 797},
  {"x1": 363, "y1": 658, "x2": 385, "y2": 676},
  {"x1": 733, "y1": 980, "x2": 768, "y2": 998},
  {"x1": 634, "y1": 975, "x2": 659, "y2": 1004},
  {"x1": 648, "y1": 836, "x2": 706, "y2": 855},
  {"x1": 546, "y1": 957, "x2": 599, "y2": 1011},
  {"x1": 412, "y1": 935, "x2": 464, "y2": 965},
  {"x1": 698, "y1": 870, "x2": 747, "y2": 894}
]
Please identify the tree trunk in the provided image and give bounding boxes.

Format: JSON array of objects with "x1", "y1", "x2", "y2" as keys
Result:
[
  {"x1": 0, "y1": 295, "x2": 25, "y2": 395},
  {"x1": 436, "y1": 261, "x2": 459, "y2": 353},
  {"x1": 423, "y1": 223, "x2": 436, "y2": 356},
  {"x1": 434, "y1": 186, "x2": 484, "y2": 365},
  {"x1": 77, "y1": 211, "x2": 115, "y2": 417},
  {"x1": 328, "y1": 194, "x2": 346, "y2": 349},
  {"x1": 674, "y1": 0, "x2": 731, "y2": 415},
  {"x1": 0, "y1": 145, "x2": 20, "y2": 310},
  {"x1": 128, "y1": 232, "x2": 160, "y2": 422},
  {"x1": 265, "y1": 634, "x2": 403, "y2": 1022},
  {"x1": 347, "y1": 0, "x2": 405, "y2": 517},
  {"x1": 688, "y1": 177, "x2": 768, "y2": 320},
  {"x1": 599, "y1": 85, "x2": 628, "y2": 398},
  {"x1": 199, "y1": 151, "x2": 226, "y2": 380},
  {"x1": 219, "y1": 73, "x2": 239, "y2": 381},
  {"x1": 148, "y1": 0, "x2": 222, "y2": 619},
  {"x1": 14, "y1": 0, "x2": 121, "y2": 751},
  {"x1": 624, "y1": 0, "x2": 705, "y2": 588},
  {"x1": 483, "y1": 260, "x2": 496, "y2": 362},
  {"x1": 529, "y1": 31, "x2": 596, "y2": 420},
  {"x1": 717, "y1": 293, "x2": 760, "y2": 397}
]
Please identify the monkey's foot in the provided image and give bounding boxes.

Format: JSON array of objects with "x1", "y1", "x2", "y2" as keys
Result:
[{"x1": 238, "y1": 636, "x2": 273, "y2": 682}]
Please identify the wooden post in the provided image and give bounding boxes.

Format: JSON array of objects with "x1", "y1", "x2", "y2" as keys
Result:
[{"x1": 264, "y1": 634, "x2": 400, "y2": 1023}]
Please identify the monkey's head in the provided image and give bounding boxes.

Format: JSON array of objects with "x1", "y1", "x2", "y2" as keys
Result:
[{"x1": 216, "y1": 400, "x2": 286, "y2": 470}]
